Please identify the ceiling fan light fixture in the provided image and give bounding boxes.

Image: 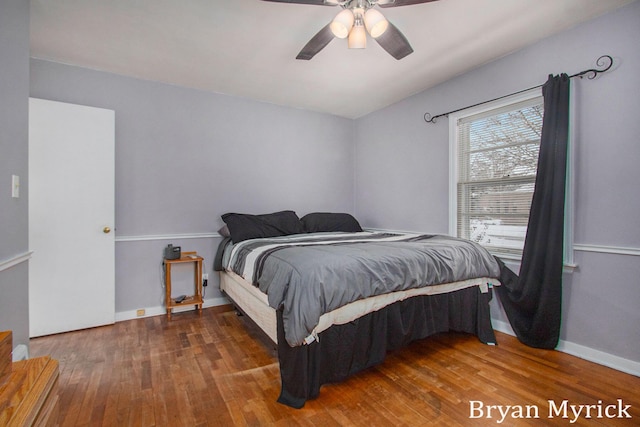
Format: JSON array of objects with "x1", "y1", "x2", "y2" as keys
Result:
[
  {"x1": 273, "y1": 0, "x2": 425, "y2": 60},
  {"x1": 348, "y1": 17, "x2": 366, "y2": 49},
  {"x1": 364, "y1": 8, "x2": 388, "y2": 38},
  {"x1": 330, "y1": 9, "x2": 354, "y2": 39}
]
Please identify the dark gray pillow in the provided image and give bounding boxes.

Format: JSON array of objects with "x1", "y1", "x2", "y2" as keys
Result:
[
  {"x1": 221, "y1": 210, "x2": 304, "y2": 243},
  {"x1": 301, "y1": 212, "x2": 363, "y2": 233}
]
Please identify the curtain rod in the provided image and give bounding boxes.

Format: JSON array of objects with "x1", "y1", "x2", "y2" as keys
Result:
[{"x1": 423, "y1": 55, "x2": 613, "y2": 124}]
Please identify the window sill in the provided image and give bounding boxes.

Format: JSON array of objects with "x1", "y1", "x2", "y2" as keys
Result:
[{"x1": 490, "y1": 252, "x2": 577, "y2": 273}]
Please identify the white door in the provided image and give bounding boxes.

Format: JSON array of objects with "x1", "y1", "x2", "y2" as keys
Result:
[{"x1": 29, "y1": 98, "x2": 115, "y2": 337}]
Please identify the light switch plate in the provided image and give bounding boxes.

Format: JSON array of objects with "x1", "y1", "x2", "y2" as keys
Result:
[{"x1": 11, "y1": 175, "x2": 19, "y2": 198}]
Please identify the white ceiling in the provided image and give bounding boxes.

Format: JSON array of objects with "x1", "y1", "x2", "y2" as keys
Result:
[{"x1": 30, "y1": 0, "x2": 635, "y2": 119}]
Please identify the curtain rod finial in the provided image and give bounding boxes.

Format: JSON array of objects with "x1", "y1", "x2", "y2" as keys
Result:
[
  {"x1": 572, "y1": 54, "x2": 613, "y2": 80},
  {"x1": 424, "y1": 112, "x2": 436, "y2": 123}
]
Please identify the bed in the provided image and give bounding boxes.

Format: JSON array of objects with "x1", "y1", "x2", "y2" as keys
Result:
[{"x1": 214, "y1": 211, "x2": 501, "y2": 408}]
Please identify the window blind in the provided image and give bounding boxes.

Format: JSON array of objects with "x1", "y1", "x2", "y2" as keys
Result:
[{"x1": 456, "y1": 96, "x2": 544, "y2": 258}]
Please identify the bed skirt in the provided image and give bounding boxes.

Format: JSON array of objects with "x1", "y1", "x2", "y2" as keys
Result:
[{"x1": 276, "y1": 286, "x2": 495, "y2": 408}]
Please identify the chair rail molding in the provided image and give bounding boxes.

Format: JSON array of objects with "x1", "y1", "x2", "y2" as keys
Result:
[
  {"x1": 0, "y1": 251, "x2": 33, "y2": 273},
  {"x1": 574, "y1": 243, "x2": 640, "y2": 257},
  {"x1": 115, "y1": 232, "x2": 220, "y2": 242}
]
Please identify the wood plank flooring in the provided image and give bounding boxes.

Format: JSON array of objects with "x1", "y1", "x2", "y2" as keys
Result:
[{"x1": 30, "y1": 305, "x2": 639, "y2": 426}]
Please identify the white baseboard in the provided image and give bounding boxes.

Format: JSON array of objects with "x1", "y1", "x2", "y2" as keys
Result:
[
  {"x1": 12, "y1": 344, "x2": 29, "y2": 362},
  {"x1": 492, "y1": 319, "x2": 640, "y2": 377},
  {"x1": 492, "y1": 319, "x2": 515, "y2": 336},
  {"x1": 115, "y1": 297, "x2": 229, "y2": 322}
]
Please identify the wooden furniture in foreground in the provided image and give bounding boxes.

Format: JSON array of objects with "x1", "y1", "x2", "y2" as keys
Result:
[
  {"x1": 164, "y1": 251, "x2": 204, "y2": 319},
  {"x1": 0, "y1": 331, "x2": 11, "y2": 383},
  {"x1": 0, "y1": 331, "x2": 59, "y2": 427}
]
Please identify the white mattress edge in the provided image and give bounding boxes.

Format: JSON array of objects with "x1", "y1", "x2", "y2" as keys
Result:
[{"x1": 220, "y1": 270, "x2": 500, "y2": 346}]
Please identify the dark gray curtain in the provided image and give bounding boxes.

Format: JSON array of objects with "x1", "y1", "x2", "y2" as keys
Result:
[{"x1": 496, "y1": 73, "x2": 570, "y2": 349}]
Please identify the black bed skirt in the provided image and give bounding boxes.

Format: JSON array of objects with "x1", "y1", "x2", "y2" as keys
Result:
[{"x1": 276, "y1": 286, "x2": 495, "y2": 408}]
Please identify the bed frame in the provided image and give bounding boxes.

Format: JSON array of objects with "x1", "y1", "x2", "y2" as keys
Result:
[{"x1": 219, "y1": 270, "x2": 497, "y2": 408}]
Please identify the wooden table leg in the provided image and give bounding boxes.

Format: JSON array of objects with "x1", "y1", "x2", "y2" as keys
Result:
[{"x1": 165, "y1": 262, "x2": 172, "y2": 320}]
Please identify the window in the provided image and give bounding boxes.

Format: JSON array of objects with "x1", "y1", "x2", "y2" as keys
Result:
[{"x1": 449, "y1": 89, "x2": 544, "y2": 259}]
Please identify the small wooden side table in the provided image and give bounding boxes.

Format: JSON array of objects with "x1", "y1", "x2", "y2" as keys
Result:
[{"x1": 164, "y1": 251, "x2": 204, "y2": 320}]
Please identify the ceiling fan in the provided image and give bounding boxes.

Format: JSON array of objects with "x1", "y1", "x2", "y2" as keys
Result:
[{"x1": 261, "y1": 0, "x2": 440, "y2": 60}]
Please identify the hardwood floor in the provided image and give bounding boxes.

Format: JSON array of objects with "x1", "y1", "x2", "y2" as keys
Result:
[{"x1": 30, "y1": 305, "x2": 639, "y2": 426}]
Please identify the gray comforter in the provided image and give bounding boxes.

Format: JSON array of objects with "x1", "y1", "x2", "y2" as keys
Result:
[{"x1": 223, "y1": 232, "x2": 500, "y2": 347}]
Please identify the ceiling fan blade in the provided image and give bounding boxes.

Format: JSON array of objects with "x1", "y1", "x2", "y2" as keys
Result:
[
  {"x1": 378, "y1": 0, "x2": 439, "y2": 7},
  {"x1": 296, "y1": 24, "x2": 335, "y2": 60},
  {"x1": 374, "y1": 22, "x2": 413, "y2": 60},
  {"x1": 260, "y1": 0, "x2": 332, "y2": 5}
]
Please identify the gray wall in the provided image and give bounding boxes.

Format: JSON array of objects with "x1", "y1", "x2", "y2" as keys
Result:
[
  {"x1": 0, "y1": 0, "x2": 30, "y2": 349},
  {"x1": 29, "y1": 59, "x2": 355, "y2": 313},
  {"x1": 355, "y1": 2, "x2": 640, "y2": 363}
]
